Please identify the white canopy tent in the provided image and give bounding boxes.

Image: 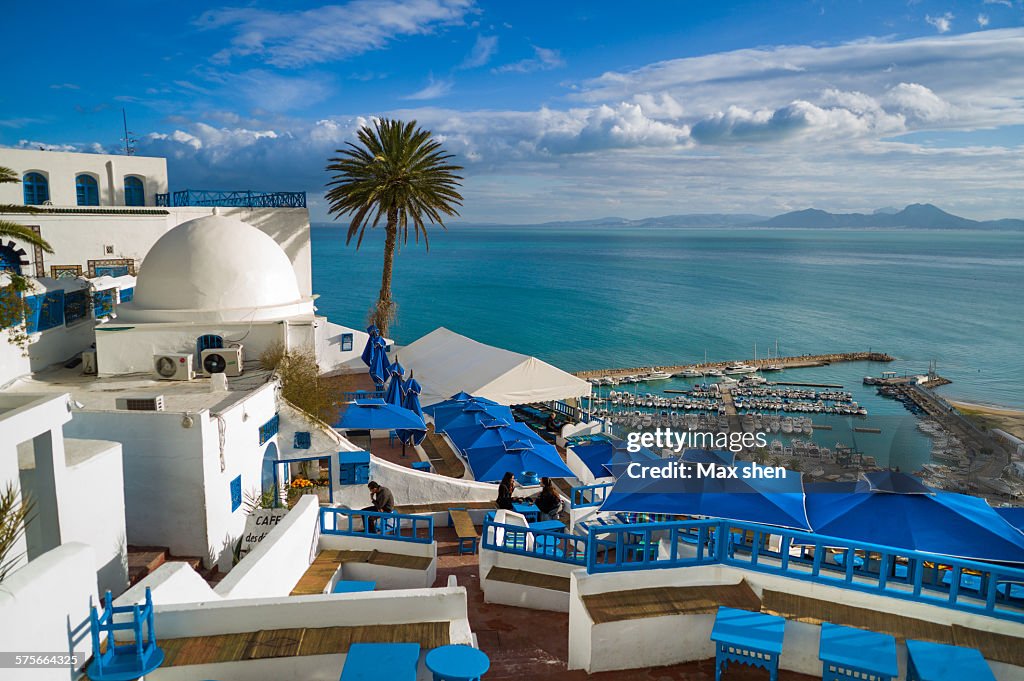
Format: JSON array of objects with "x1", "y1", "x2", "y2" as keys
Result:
[{"x1": 393, "y1": 327, "x2": 591, "y2": 406}]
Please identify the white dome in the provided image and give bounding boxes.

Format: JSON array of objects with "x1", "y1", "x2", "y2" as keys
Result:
[{"x1": 119, "y1": 214, "x2": 313, "y2": 323}]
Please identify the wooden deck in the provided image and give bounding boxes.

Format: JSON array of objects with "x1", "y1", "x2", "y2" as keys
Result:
[
  {"x1": 761, "y1": 589, "x2": 956, "y2": 644},
  {"x1": 156, "y1": 622, "x2": 450, "y2": 667},
  {"x1": 421, "y1": 426, "x2": 466, "y2": 478},
  {"x1": 583, "y1": 580, "x2": 761, "y2": 625},
  {"x1": 290, "y1": 549, "x2": 432, "y2": 596},
  {"x1": 486, "y1": 566, "x2": 570, "y2": 593}
]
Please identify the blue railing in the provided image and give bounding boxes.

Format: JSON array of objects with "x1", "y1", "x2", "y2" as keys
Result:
[
  {"x1": 342, "y1": 390, "x2": 386, "y2": 401},
  {"x1": 585, "y1": 518, "x2": 1024, "y2": 624},
  {"x1": 570, "y1": 481, "x2": 614, "y2": 509},
  {"x1": 320, "y1": 507, "x2": 434, "y2": 544},
  {"x1": 155, "y1": 189, "x2": 306, "y2": 208},
  {"x1": 482, "y1": 519, "x2": 588, "y2": 565}
]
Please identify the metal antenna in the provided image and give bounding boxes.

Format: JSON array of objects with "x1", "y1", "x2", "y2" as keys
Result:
[{"x1": 121, "y1": 109, "x2": 136, "y2": 156}]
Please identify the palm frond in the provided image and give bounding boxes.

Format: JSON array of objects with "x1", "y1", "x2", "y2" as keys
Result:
[
  {"x1": 0, "y1": 220, "x2": 53, "y2": 253},
  {"x1": 0, "y1": 482, "x2": 34, "y2": 583}
]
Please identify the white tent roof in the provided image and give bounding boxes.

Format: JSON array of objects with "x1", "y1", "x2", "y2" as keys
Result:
[{"x1": 395, "y1": 327, "x2": 591, "y2": 406}]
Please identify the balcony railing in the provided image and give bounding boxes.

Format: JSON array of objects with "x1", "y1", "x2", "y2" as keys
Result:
[
  {"x1": 155, "y1": 189, "x2": 306, "y2": 208},
  {"x1": 320, "y1": 507, "x2": 434, "y2": 544}
]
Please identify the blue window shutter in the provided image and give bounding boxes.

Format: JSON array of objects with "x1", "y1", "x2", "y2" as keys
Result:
[
  {"x1": 230, "y1": 475, "x2": 242, "y2": 512},
  {"x1": 76, "y1": 175, "x2": 99, "y2": 206},
  {"x1": 23, "y1": 173, "x2": 48, "y2": 205},
  {"x1": 124, "y1": 176, "x2": 145, "y2": 206}
]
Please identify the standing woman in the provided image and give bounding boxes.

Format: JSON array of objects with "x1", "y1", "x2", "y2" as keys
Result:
[{"x1": 496, "y1": 471, "x2": 516, "y2": 510}]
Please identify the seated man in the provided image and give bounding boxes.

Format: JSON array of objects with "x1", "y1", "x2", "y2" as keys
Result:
[{"x1": 362, "y1": 481, "x2": 395, "y2": 533}]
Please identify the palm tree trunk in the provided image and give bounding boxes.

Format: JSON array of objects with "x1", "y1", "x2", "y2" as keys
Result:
[{"x1": 374, "y1": 210, "x2": 399, "y2": 336}]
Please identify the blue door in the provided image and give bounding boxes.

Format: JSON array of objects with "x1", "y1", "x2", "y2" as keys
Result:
[{"x1": 261, "y1": 442, "x2": 279, "y2": 498}]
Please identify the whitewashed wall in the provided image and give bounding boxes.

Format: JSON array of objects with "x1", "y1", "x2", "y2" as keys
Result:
[
  {"x1": 480, "y1": 545, "x2": 577, "y2": 612},
  {"x1": 0, "y1": 543, "x2": 97, "y2": 681},
  {"x1": 567, "y1": 563, "x2": 1024, "y2": 678},
  {"x1": 118, "y1": 561, "x2": 220, "y2": 607},
  {"x1": 319, "y1": 531, "x2": 438, "y2": 589},
  {"x1": 331, "y1": 456, "x2": 498, "y2": 510},
  {"x1": 215, "y1": 496, "x2": 320, "y2": 599}
]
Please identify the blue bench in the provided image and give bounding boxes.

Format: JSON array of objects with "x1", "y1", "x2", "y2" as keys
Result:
[
  {"x1": 341, "y1": 642, "x2": 420, "y2": 681},
  {"x1": 411, "y1": 461, "x2": 432, "y2": 473},
  {"x1": 905, "y1": 639, "x2": 994, "y2": 681},
  {"x1": 711, "y1": 606, "x2": 785, "y2": 681},
  {"x1": 819, "y1": 622, "x2": 898, "y2": 681},
  {"x1": 448, "y1": 509, "x2": 479, "y2": 555},
  {"x1": 332, "y1": 580, "x2": 376, "y2": 594}
]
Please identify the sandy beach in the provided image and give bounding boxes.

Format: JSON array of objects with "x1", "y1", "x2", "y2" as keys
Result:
[{"x1": 951, "y1": 399, "x2": 1024, "y2": 440}]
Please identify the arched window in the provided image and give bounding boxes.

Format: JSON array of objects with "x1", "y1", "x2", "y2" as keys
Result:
[
  {"x1": 76, "y1": 174, "x2": 99, "y2": 206},
  {"x1": 124, "y1": 176, "x2": 145, "y2": 206},
  {"x1": 23, "y1": 172, "x2": 49, "y2": 205}
]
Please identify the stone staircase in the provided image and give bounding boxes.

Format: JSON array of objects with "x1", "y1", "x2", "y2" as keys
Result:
[{"x1": 127, "y1": 545, "x2": 223, "y2": 587}]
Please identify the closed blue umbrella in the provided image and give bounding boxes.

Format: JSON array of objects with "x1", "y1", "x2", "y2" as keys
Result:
[
  {"x1": 600, "y1": 459, "x2": 810, "y2": 531},
  {"x1": 384, "y1": 362, "x2": 406, "y2": 407},
  {"x1": 397, "y1": 378, "x2": 427, "y2": 446},
  {"x1": 806, "y1": 472, "x2": 1024, "y2": 563},
  {"x1": 367, "y1": 336, "x2": 390, "y2": 387},
  {"x1": 360, "y1": 325, "x2": 379, "y2": 367}
]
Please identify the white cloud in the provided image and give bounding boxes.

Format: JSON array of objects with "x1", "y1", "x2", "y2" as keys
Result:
[
  {"x1": 885, "y1": 83, "x2": 953, "y2": 122},
  {"x1": 48, "y1": 83, "x2": 79, "y2": 90},
  {"x1": 978, "y1": 14, "x2": 990, "y2": 27},
  {"x1": 493, "y1": 45, "x2": 565, "y2": 73},
  {"x1": 403, "y1": 75, "x2": 454, "y2": 100},
  {"x1": 925, "y1": 12, "x2": 954, "y2": 33},
  {"x1": 197, "y1": 0, "x2": 476, "y2": 68},
  {"x1": 460, "y1": 34, "x2": 498, "y2": 69},
  {"x1": 983, "y1": 0, "x2": 1012, "y2": 7}
]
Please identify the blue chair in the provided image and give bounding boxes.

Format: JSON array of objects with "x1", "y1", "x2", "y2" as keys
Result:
[
  {"x1": 342, "y1": 642, "x2": 420, "y2": 681},
  {"x1": 87, "y1": 588, "x2": 164, "y2": 681}
]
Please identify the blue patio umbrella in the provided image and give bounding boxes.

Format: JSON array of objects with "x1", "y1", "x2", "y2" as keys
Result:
[
  {"x1": 396, "y1": 378, "x2": 427, "y2": 447},
  {"x1": 384, "y1": 362, "x2": 406, "y2": 407},
  {"x1": 360, "y1": 325, "x2": 379, "y2": 367},
  {"x1": 432, "y1": 401, "x2": 512, "y2": 433},
  {"x1": 602, "y1": 443, "x2": 662, "y2": 478},
  {"x1": 995, "y1": 507, "x2": 1024, "y2": 532},
  {"x1": 460, "y1": 420, "x2": 544, "y2": 451},
  {"x1": 680, "y1": 448, "x2": 736, "y2": 467},
  {"x1": 805, "y1": 472, "x2": 1024, "y2": 563},
  {"x1": 335, "y1": 399, "x2": 426, "y2": 452},
  {"x1": 443, "y1": 416, "x2": 514, "y2": 449},
  {"x1": 600, "y1": 459, "x2": 811, "y2": 531},
  {"x1": 367, "y1": 336, "x2": 390, "y2": 387},
  {"x1": 464, "y1": 436, "x2": 575, "y2": 483},
  {"x1": 423, "y1": 394, "x2": 500, "y2": 422}
]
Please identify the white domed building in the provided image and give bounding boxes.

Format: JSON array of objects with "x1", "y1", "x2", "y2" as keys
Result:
[{"x1": 95, "y1": 214, "x2": 362, "y2": 376}]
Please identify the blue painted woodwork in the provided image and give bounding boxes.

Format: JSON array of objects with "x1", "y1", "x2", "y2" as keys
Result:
[
  {"x1": 76, "y1": 175, "x2": 99, "y2": 206},
  {"x1": 87, "y1": 588, "x2": 164, "y2": 681},
  {"x1": 124, "y1": 176, "x2": 145, "y2": 206},
  {"x1": 293, "y1": 431, "x2": 311, "y2": 449},
  {"x1": 905, "y1": 639, "x2": 994, "y2": 681},
  {"x1": 425, "y1": 644, "x2": 490, "y2": 681},
  {"x1": 341, "y1": 642, "x2": 420, "y2": 681},
  {"x1": 24, "y1": 290, "x2": 65, "y2": 333},
  {"x1": 230, "y1": 475, "x2": 242, "y2": 511},
  {"x1": 711, "y1": 606, "x2": 785, "y2": 681},
  {"x1": 320, "y1": 507, "x2": 433, "y2": 544},
  {"x1": 819, "y1": 622, "x2": 898, "y2": 681},
  {"x1": 258, "y1": 413, "x2": 280, "y2": 445},
  {"x1": 338, "y1": 450, "x2": 370, "y2": 485},
  {"x1": 154, "y1": 189, "x2": 306, "y2": 208},
  {"x1": 93, "y1": 289, "x2": 115, "y2": 317},
  {"x1": 23, "y1": 172, "x2": 48, "y2": 205}
]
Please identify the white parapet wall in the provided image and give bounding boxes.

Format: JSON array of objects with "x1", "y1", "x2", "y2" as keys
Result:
[
  {"x1": 319, "y1": 531, "x2": 438, "y2": 590},
  {"x1": 214, "y1": 495, "x2": 321, "y2": 599},
  {"x1": 567, "y1": 563, "x2": 1024, "y2": 679},
  {"x1": 479, "y1": 545, "x2": 578, "y2": 612},
  {"x1": 118, "y1": 561, "x2": 221, "y2": 607},
  {"x1": 332, "y1": 455, "x2": 498, "y2": 510},
  {"x1": 0, "y1": 543, "x2": 97, "y2": 681}
]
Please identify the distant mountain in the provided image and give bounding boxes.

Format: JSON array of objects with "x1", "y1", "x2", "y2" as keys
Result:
[{"x1": 758, "y1": 203, "x2": 1024, "y2": 229}]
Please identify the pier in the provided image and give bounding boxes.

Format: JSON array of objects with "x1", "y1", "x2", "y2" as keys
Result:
[{"x1": 576, "y1": 351, "x2": 893, "y2": 379}]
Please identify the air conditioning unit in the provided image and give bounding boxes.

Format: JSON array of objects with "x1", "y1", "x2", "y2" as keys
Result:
[
  {"x1": 81, "y1": 350, "x2": 97, "y2": 375},
  {"x1": 115, "y1": 395, "x2": 165, "y2": 411},
  {"x1": 153, "y1": 353, "x2": 194, "y2": 381},
  {"x1": 200, "y1": 345, "x2": 244, "y2": 377}
]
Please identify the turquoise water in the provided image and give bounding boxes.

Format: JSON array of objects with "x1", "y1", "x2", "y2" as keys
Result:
[{"x1": 311, "y1": 225, "x2": 1023, "y2": 469}]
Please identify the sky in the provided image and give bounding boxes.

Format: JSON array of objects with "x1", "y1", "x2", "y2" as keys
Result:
[{"x1": 2, "y1": 0, "x2": 1024, "y2": 222}]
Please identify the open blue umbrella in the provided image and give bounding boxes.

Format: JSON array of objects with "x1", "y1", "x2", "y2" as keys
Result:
[
  {"x1": 464, "y1": 436, "x2": 575, "y2": 482},
  {"x1": 335, "y1": 399, "x2": 425, "y2": 452},
  {"x1": 600, "y1": 459, "x2": 810, "y2": 531},
  {"x1": 806, "y1": 472, "x2": 1024, "y2": 563},
  {"x1": 681, "y1": 449, "x2": 736, "y2": 467},
  {"x1": 384, "y1": 362, "x2": 406, "y2": 407},
  {"x1": 602, "y1": 443, "x2": 662, "y2": 478},
  {"x1": 360, "y1": 325, "x2": 379, "y2": 367},
  {"x1": 423, "y1": 393, "x2": 499, "y2": 421},
  {"x1": 396, "y1": 378, "x2": 427, "y2": 447},
  {"x1": 433, "y1": 401, "x2": 512, "y2": 433}
]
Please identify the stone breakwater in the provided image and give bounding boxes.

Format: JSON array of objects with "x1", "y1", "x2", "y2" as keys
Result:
[{"x1": 574, "y1": 352, "x2": 894, "y2": 379}]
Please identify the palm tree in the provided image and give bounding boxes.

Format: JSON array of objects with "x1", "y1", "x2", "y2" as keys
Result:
[
  {"x1": 325, "y1": 119, "x2": 463, "y2": 336},
  {"x1": 0, "y1": 482, "x2": 34, "y2": 583},
  {"x1": 0, "y1": 166, "x2": 52, "y2": 253}
]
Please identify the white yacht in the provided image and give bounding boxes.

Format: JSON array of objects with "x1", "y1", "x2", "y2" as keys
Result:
[
  {"x1": 644, "y1": 369, "x2": 673, "y2": 381},
  {"x1": 724, "y1": 363, "x2": 758, "y2": 374},
  {"x1": 705, "y1": 367, "x2": 725, "y2": 377},
  {"x1": 675, "y1": 368, "x2": 703, "y2": 378}
]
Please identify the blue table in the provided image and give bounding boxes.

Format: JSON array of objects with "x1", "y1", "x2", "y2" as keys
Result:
[
  {"x1": 834, "y1": 550, "x2": 865, "y2": 569},
  {"x1": 513, "y1": 502, "x2": 539, "y2": 522},
  {"x1": 940, "y1": 570, "x2": 983, "y2": 592},
  {"x1": 819, "y1": 622, "x2": 898, "y2": 681},
  {"x1": 710, "y1": 606, "x2": 785, "y2": 681},
  {"x1": 905, "y1": 639, "x2": 994, "y2": 681},
  {"x1": 425, "y1": 644, "x2": 490, "y2": 681},
  {"x1": 341, "y1": 642, "x2": 420, "y2": 681},
  {"x1": 530, "y1": 519, "x2": 566, "y2": 532},
  {"x1": 332, "y1": 580, "x2": 376, "y2": 594}
]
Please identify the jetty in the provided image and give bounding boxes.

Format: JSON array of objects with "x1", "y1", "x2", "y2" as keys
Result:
[{"x1": 575, "y1": 351, "x2": 893, "y2": 379}]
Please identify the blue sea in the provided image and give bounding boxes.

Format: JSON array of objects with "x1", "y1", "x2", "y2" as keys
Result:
[{"x1": 312, "y1": 224, "x2": 1024, "y2": 471}]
